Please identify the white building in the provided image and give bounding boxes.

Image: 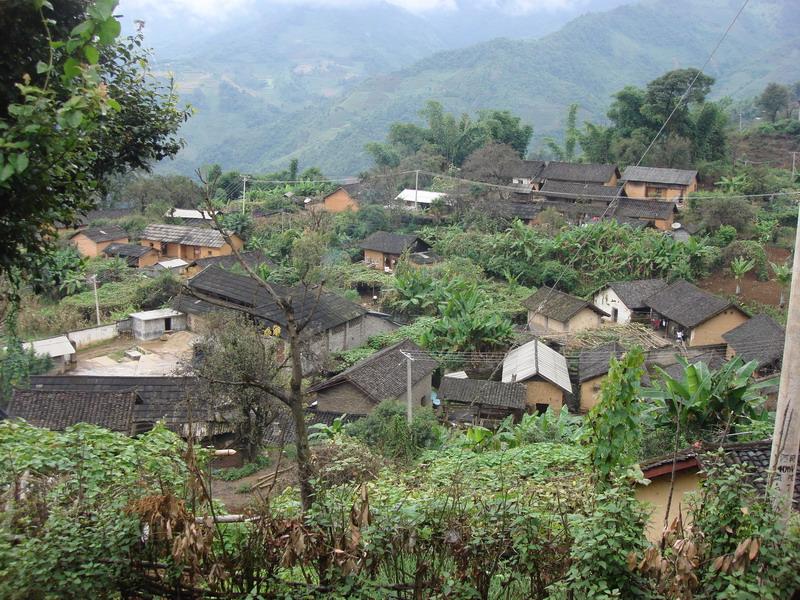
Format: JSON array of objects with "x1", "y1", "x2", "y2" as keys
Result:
[
  {"x1": 395, "y1": 189, "x2": 448, "y2": 212},
  {"x1": 592, "y1": 279, "x2": 667, "y2": 324}
]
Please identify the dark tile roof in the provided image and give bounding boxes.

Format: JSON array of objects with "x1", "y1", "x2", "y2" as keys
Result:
[
  {"x1": 502, "y1": 202, "x2": 544, "y2": 220},
  {"x1": 615, "y1": 198, "x2": 676, "y2": 220},
  {"x1": 71, "y1": 224, "x2": 128, "y2": 243},
  {"x1": 538, "y1": 180, "x2": 623, "y2": 201},
  {"x1": 644, "y1": 280, "x2": 740, "y2": 328},
  {"x1": 25, "y1": 376, "x2": 220, "y2": 434},
  {"x1": 622, "y1": 166, "x2": 697, "y2": 186},
  {"x1": 523, "y1": 286, "x2": 607, "y2": 322},
  {"x1": 8, "y1": 389, "x2": 137, "y2": 433},
  {"x1": 409, "y1": 251, "x2": 441, "y2": 265},
  {"x1": 539, "y1": 200, "x2": 608, "y2": 217},
  {"x1": 103, "y1": 242, "x2": 154, "y2": 259},
  {"x1": 438, "y1": 377, "x2": 526, "y2": 409},
  {"x1": 189, "y1": 250, "x2": 273, "y2": 271},
  {"x1": 359, "y1": 231, "x2": 427, "y2": 255},
  {"x1": 186, "y1": 265, "x2": 367, "y2": 335},
  {"x1": 141, "y1": 224, "x2": 229, "y2": 248},
  {"x1": 511, "y1": 159, "x2": 546, "y2": 180},
  {"x1": 578, "y1": 342, "x2": 625, "y2": 382},
  {"x1": 722, "y1": 314, "x2": 785, "y2": 367},
  {"x1": 540, "y1": 161, "x2": 620, "y2": 184},
  {"x1": 607, "y1": 279, "x2": 668, "y2": 310},
  {"x1": 307, "y1": 339, "x2": 436, "y2": 404}
]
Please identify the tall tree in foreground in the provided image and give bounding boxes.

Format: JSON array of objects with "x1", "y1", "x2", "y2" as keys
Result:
[{"x1": 0, "y1": 0, "x2": 189, "y2": 279}]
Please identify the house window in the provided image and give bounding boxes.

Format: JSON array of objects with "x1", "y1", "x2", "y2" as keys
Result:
[
  {"x1": 535, "y1": 403, "x2": 549, "y2": 414},
  {"x1": 193, "y1": 245, "x2": 201, "y2": 259},
  {"x1": 207, "y1": 251, "x2": 212, "y2": 256},
  {"x1": 149, "y1": 242, "x2": 154, "y2": 248}
]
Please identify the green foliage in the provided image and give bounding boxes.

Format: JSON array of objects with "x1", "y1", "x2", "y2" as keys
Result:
[
  {"x1": 221, "y1": 211, "x2": 253, "y2": 239},
  {"x1": 0, "y1": 421, "x2": 196, "y2": 598},
  {"x1": 512, "y1": 408, "x2": 584, "y2": 445},
  {"x1": 346, "y1": 401, "x2": 443, "y2": 461},
  {"x1": 0, "y1": 338, "x2": 52, "y2": 407},
  {"x1": 544, "y1": 103, "x2": 579, "y2": 161},
  {"x1": 721, "y1": 240, "x2": 768, "y2": 280},
  {"x1": 583, "y1": 347, "x2": 645, "y2": 483},
  {"x1": 757, "y1": 82, "x2": 791, "y2": 122},
  {"x1": 58, "y1": 272, "x2": 178, "y2": 320},
  {"x1": 213, "y1": 453, "x2": 270, "y2": 481}
]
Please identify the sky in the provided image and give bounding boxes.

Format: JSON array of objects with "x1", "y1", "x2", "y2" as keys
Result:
[{"x1": 120, "y1": 0, "x2": 592, "y2": 20}]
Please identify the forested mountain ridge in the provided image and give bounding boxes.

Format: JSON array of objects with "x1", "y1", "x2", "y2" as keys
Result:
[{"x1": 156, "y1": 0, "x2": 800, "y2": 175}]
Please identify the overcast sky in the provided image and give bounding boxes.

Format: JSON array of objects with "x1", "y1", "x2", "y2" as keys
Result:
[{"x1": 120, "y1": 0, "x2": 591, "y2": 20}]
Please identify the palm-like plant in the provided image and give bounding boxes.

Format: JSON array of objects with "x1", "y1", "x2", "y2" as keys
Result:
[
  {"x1": 770, "y1": 260, "x2": 792, "y2": 307},
  {"x1": 730, "y1": 256, "x2": 755, "y2": 295},
  {"x1": 714, "y1": 173, "x2": 749, "y2": 194}
]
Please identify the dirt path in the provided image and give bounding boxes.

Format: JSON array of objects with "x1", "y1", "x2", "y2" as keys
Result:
[{"x1": 210, "y1": 454, "x2": 298, "y2": 513}]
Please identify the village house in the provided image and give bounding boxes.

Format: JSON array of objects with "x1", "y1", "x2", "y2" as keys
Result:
[
  {"x1": 359, "y1": 231, "x2": 431, "y2": 272},
  {"x1": 180, "y1": 265, "x2": 396, "y2": 369},
  {"x1": 593, "y1": 279, "x2": 668, "y2": 324},
  {"x1": 510, "y1": 159, "x2": 546, "y2": 188},
  {"x1": 307, "y1": 340, "x2": 436, "y2": 415},
  {"x1": 139, "y1": 224, "x2": 244, "y2": 261},
  {"x1": 637, "y1": 440, "x2": 799, "y2": 541},
  {"x1": 185, "y1": 249, "x2": 272, "y2": 277},
  {"x1": 395, "y1": 189, "x2": 448, "y2": 212},
  {"x1": 621, "y1": 166, "x2": 698, "y2": 202},
  {"x1": 321, "y1": 184, "x2": 362, "y2": 213},
  {"x1": 539, "y1": 161, "x2": 621, "y2": 186},
  {"x1": 23, "y1": 375, "x2": 235, "y2": 441},
  {"x1": 164, "y1": 208, "x2": 219, "y2": 226},
  {"x1": 69, "y1": 224, "x2": 129, "y2": 257},
  {"x1": 536, "y1": 180, "x2": 623, "y2": 204},
  {"x1": 102, "y1": 242, "x2": 160, "y2": 267},
  {"x1": 613, "y1": 198, "x2": 677, "y2": 230},
  {"x1": 501, "y1": 339, "x2": 572, "y2": 414},
  {"x1": 438, "y1": 376, "x2": 527, "y2": 424},
  {"x1": 523, "y1": 286, "x2": 608, "y2": 333},
  {"x1": 576, "y1": 342, "x2": 625, "y2": 413},
  {"x1": 21, "y1": 335, "x2": 76, "y2": 373},
  {"x1": 7, "y1": 389, "x2": 139, "y2": 434},
  {"x1": 644, "y1": 280, "x2": 749, "y2": 347},
  {"x1": 722, "y1": 314, "x2": 785, "y2": 375},
  {"x1": 130, "y1": 308, "x2": 187, "y2": 341}
]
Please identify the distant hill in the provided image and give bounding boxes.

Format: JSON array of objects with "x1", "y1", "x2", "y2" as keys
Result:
[{"x1": 153, "y1": 0, "x2": 800, "y2": 175}]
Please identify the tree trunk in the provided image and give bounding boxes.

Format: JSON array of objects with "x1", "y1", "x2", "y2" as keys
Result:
[
  {"x1": 286, "y1": 311, "x2": 314, "y2": 513},
  {"x1": 781, "y1": 289, "x2": 786, "y2": 307},
  {"x1": 735, "y1": 280, "x2": 741, "y2": 295}
]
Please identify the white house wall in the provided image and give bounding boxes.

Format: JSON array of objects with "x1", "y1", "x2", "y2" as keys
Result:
[{"x1": 593, "y1": 288, "x2": 632, "y2": 324}]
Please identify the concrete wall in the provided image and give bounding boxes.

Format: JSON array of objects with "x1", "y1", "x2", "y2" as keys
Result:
[
  {"x1": 593, "y1": 288, "x2": 633, "y2": 324},
  {"x1": 689, "y1": 309, "x2": 749, "y2": 347},
  {"x1": 323, "y1": 189, "x2": 358, "y2": 213},
  {"x1": 525, "y1": 379, "x2": 563, "y2": 415},
  {"x1": 132, "y1": 314, "x2": 187, "y2": 341},
  {"x1": 71, "y1": 234, "x2": 128, "y2": 258},
  {"x1": 67, "y1": 323, "x2": 120, "y2": 349},
  {"x1": 636, "y1": 469, "x2": 701, "y2": 542}
]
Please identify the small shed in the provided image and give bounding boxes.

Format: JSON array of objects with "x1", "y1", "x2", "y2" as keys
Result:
[
  {"x1": 22, "y1": 335, "x2": 76, "y2": 372},
  {"x1": 130, "y1": 308, "x2": 186, "y2": 341},
  {"x1": 156, "y1": 258, "x2": 189, "y2": 274}
]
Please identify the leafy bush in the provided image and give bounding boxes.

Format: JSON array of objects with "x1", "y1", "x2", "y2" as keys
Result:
[
  {"x1": 721, "y1": 240, "x2": 768, "y2": 280},
  {"x1": 513, "y1": 408, "x2": 583, "y2": 444},
  {"x1": 346, "y1": 401, "x2": 443, "y2": 461},
  {"x1": 0, "y1": 339, "x2": 52, "y2": 406},
  {"x1": 132, "y1": 271, "x2": 181, "y2": 309},
  {"x1": 311, "y1": 435, "x2": 387, "y2": 487}
]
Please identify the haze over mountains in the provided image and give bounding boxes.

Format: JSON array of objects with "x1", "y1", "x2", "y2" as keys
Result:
[{"x1": 120, "y1": 0, "x2": 800, "y2": 175}]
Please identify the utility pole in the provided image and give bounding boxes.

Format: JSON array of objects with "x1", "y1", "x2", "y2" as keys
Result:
[
  {"x1": 769, "y1": 207, "x2": 800, "y2": 517},
  {"x1": 241, "y1": 175, "x2": 248, "y2": 214},
  {"x1": 403, "y1": 351, "x2": 413, "y2": 424},
  {"x1": 792, "y1": 152, "x2": 797, "y2": 181},
  {"x1": 90, "y1": 275, "x2": 100, "y2": 326},
  {"x1": 414, "y1": 169, "x2": 419, "y2": 211}
]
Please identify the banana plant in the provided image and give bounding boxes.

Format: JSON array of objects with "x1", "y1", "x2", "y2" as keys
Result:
[
  {"x1": 730, "y1": 256, "x2": 755, "y2": 295},
  {"x1": 770, "y1": 260, "x2": 792, "y2": 307}
]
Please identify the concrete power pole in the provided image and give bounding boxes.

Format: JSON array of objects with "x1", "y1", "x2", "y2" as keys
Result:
[
  {"x1": 402, "y1": 350, "x2": 414, "y2": 424},
  {"x1": 769, "y1": 207, "x2": 800, "y2": 517},
  {"x1": 241, "y1": 176, "x2": 248, "y2": 214},
  {"x1": 414, "y1": 169, "x2": 419, "y2": 211}
]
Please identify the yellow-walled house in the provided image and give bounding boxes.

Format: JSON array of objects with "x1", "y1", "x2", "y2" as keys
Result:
[
  {"x1": 644, "y1": 280, "x2": 749, "y2": 347},
  {"x1": 539, "y1": 162, "x2": 621, "y2": 187},
  {"x1": 577, "y1": 343, "x2": 625, "y2": 413},
  {"x1": 102, "y1": 242, "x2": 159, "y2": 267},
  {"x1": 139, "y1": 224, "x2": 243, "y2": 261},
  {"x1": 359, "y1": 231, "x2": 430, "y2": 272},
  {"x1": 69, "y1": 225, "x2": 129, "y2": 258},
  {"x1": 502, "y1": 339, "x2": 572, "y2": 415},
  {"x1": 621, "y1": 166, "x2": 698, "y2": 202},
  {"x1": 321, "y1": 185, "x2": 361, "y2": 213},
  {"x1": 523, "y1": 286, "x2": 608, "y2": 334}
]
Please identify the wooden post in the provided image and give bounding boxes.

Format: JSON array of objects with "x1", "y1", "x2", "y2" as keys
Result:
[{"x1": 769, "y1": 207, "x2": 800, "y2": 517}]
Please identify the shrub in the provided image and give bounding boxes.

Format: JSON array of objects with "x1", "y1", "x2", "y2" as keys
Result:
[
  {"x1": 132, "y1": 271, "x2": 181, "y2": 309},
  {"x1": 346, "y1": 401, "x2": 443, "y2": 461},
  {"x1": 721, "y1": 240, "x2": 768, "y2": 280},
  {"x1": 311, "y1": 436, "x2": 387, "y2": 487}
]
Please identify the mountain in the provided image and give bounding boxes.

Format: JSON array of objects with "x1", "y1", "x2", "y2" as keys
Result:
[{"x1": 145, "y1": 0, "x2": 800, "y2": 175}]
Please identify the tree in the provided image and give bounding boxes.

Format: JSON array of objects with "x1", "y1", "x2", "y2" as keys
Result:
[
  {"x1": 544, "y1": 103, "x2": 579, "y2": 161},
  {"x1": 770, "y1": 260, "x2": 791, "y2": 307},
  {"x1": 461, "y1": 142, "x2": 523, "y2": 185},
  {"x1": 641, "y1": 68, "x2": 714, "y2": 138},
  {"x1": 0, "y1": 0, "x2": 189, "y2": 279},
  {"x1": 757, "y1": 82, "x2": 791, "y2": 122},
  {"x1": 730, "y1": 256, "x2": 755, "y2": 295},
  {"x1": 121, "y1": 174, "x2": 204, "y2": 212},
  {"x1": 192, "y1": 312, "x2": 286, "y2": 461},
  {"x1": 475, "y1": 109, "x2": 533, "y2": 157}
]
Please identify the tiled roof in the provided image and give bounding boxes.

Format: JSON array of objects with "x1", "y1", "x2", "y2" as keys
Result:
[
  {"x1": 409, "y1": 251, "x2": 441, "y2": 265},
  {"x1": 26, "y1": 376, "x2": 221, "y2": 434},
  {"x1": 71, "y1": 224, "x2": 128, "y2": 243},
  {"x1": 615, "y1": 198, "x2": 676, "y2": 220},
  {"x1": 359, "y1": 231, "x2": 426, "y2": 255},
  {"x1": 644, "y1": 280, "x2": 740, "y2": 328},
  {"x1": 103, "y1": 242, "x2": 154, "y2": 259},
  {"x1": 622, "y1": 166, "x2": 697, "y2": 186},
  {"x1": 511, "y1": 159, "x2": 546, "y2": 180},
  {"x1": 307, "y1": 339, "x2": 436, "y2": 404},
  {"x1": 607, "y1": 279, "x2": 668, "y2": 310},
  {"x1": 540, "y1": 161, "x2": 619, "y2": 184},
  {"x1": 8, "y1": 389, "x2": 137, "y2": 433},
  {"x1": 502, "y1": 202, "x2": 544, "y2": 220},
  {"x1": 538, "y1": 180, "x2": 623, "y2": 200},
  {"x1": 501, "y1": 339, "x2": 572, "y2": 393},
  {"x1": 578, "y1": 342, "x2": 625, "y2": 382},
  {"x1": 438, "y1": 377, "x2": 526, "y2": 409},
  {"x1": 189, "y1": 250, "x2": 273, "y2": 271},
  {"x1": 140, "y1": 224, "x2": 229, "y2": 248},
  {"x1": 722, "y1": 314, "x2": 785, "y2": 367},
  {"x1": 523, "y1": 286, "x2": 607, "y2": 322},
  {"x1": 186, "y1": 266, "x2": 367, "y2": 335}
]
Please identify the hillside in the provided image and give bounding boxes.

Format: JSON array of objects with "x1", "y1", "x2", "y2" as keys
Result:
[{"x1": 158, "y1": 0, "x2": 800, "y2": 175}]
